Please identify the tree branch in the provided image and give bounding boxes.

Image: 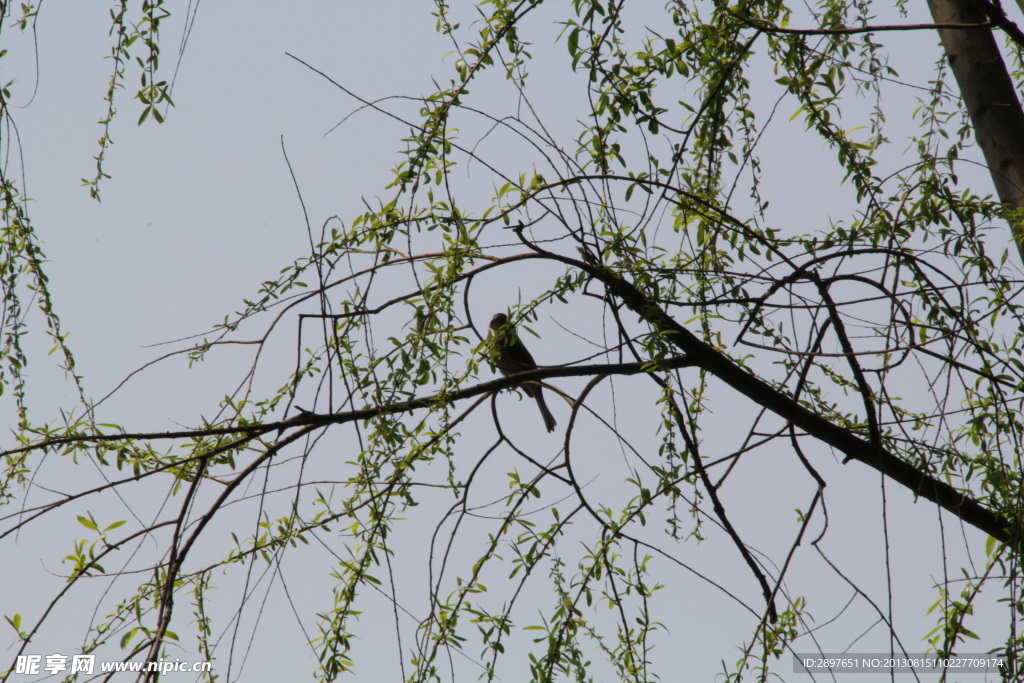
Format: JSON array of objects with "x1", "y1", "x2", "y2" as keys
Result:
[
  {"x1": 522, "y1": 237, "x2": 1013, "y2": 545},
  {"x1": 3, "y1": 358, "x2": 699, "y2": 455}
]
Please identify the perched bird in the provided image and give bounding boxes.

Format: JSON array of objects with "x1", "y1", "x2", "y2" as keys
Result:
[{"x1": 487, "y1": 313, "x2": 557, "y2": 433}]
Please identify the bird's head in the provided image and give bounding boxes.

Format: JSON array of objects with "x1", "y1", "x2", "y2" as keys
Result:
[{"x1": 489, "y1": 313, "x2": 508, "y2": 330}]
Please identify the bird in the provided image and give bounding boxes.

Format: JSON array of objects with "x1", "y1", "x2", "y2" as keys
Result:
[{"x1": 487, "y1": 313, "x2": 557, "y2": 433}]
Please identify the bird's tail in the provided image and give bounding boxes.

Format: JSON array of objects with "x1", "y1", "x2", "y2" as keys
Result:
[{"x1": 535, "y1": 389, "x2": 557, "y2": 433}]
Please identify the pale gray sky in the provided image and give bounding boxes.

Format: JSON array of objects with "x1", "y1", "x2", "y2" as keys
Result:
[{"x1": 1, "y1": 2, "x2": 1015, "y2": 681}]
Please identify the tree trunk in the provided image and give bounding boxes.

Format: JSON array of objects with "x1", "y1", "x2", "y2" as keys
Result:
[{"x1": 926, "y1": 0, "x2": 1024, "y2": 262}]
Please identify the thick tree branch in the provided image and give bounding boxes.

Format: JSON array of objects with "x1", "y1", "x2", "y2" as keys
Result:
[
  {"x1": 926, "y1": 0, "x2": 1024, "y2": 261},
  {"x1": 528, "y1": 240, "x2": 1013, "y2": 545}
]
